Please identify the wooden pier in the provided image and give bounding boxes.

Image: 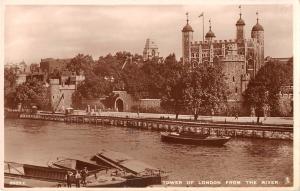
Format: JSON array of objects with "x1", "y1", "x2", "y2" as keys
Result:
[{"x1": 19, "y1": 113, "x2": 293, "y2": 140}]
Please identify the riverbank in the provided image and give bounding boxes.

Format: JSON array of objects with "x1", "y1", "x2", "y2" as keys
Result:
[
  {"x1": 5, "y1": 108, "x2": 293, "y2": 127},
  {"x1": 17, "y1": 112, "x2": 293, "y2": 140},
  {"x1": 98, "y1": 111, "x2": 293, "y2": 126}
]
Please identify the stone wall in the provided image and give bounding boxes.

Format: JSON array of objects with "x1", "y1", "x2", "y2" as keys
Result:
[
  {"x1": 49, "y1": 79, "x2": 75, "y2": 111},
  {"x1": 139, "y1": 99, "x2": 161, "y2": 109},
  {"x1": 278, "y1": 94, "x2": 293, "y2": 116},
  {"x1": 81, "y1": 98, "x2": 106, "y2": 109}
]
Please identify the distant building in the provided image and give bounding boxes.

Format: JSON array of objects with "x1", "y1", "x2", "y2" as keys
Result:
[
  {"x1": 16, "y1": 74, "x2": 27, "y2": 85},
  {"x1": 5, "y1": 61, "x2": 27, "y2": 74},
  {"x1": 182, "y1": 8, "x2": 264, "y2": 113},
  {"x1": 30, "y1": 63, "x2": 40, "y2": 73},
  {"x1": 5, "y1": 61, "x2": 41, "y2": 85},
  {"x1": 143, "y1": 38, "x2": 160, "y2": 61},
  {"x1": 40, "y1": 58, "x2": 71, "y2": 74}
]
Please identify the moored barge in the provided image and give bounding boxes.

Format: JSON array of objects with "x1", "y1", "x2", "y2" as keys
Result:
[
  {"x1": 5, "y1": 161, "x2": 125, "y2": 188},
  {"x1": 49, "y1": 150, "x2": 167, "y2": 187},
  {"x1": 161, "y1": 132, "x2": 231, "y2": 146}
]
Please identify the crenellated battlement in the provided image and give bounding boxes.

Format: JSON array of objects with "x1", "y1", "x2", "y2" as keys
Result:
[{"x1": 191, "y1": 39, "x2": 238, "y2": 46}]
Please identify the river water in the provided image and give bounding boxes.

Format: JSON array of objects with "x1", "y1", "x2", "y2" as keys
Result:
[{"x1": 4, "y1": 119, "x2": 293, "y2": 187}]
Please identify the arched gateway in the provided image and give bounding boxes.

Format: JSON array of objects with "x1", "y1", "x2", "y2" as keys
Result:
[{"x1": 115, "y1": 98, "x2": 124, "y2": 112}]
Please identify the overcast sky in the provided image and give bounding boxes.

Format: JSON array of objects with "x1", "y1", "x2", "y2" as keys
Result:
[{"x1": 5, "y1": 4, "x2": 292, "y2": 64}]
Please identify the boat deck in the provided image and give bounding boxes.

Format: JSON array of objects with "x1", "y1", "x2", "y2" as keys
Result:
[{"x1": 95, "y1": 149, "x2": 160, "y2": 176}]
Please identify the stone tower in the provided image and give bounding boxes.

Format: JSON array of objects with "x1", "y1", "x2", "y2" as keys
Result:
[
  {"x1": 236, "y1": 6, "x2": 246, "y2": 42},
  {"x1": 49, "y1": 79, "x2": 60, "y2": 111},
  {"x1": 251, "y1": 12, "x2": 264, "y2": 75},
  {"x1": 143, "y1": 38, "x2": 159, "y2": 61},
  {"x1": 182, "y1": 12, "x2": 193, "y2": 65}
]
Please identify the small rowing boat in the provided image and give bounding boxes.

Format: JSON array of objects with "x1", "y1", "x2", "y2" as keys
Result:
[{"x1": 161, "y1": 132, "x2": 230, "y2": 146}]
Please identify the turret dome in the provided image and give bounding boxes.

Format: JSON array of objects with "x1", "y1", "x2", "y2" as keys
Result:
[
  {"x1": 236, "y1": 18, "x2": 245, "y2": 26},
  {"x1": 252, "y1": 23, "x2": 264, "y2": 31},
  {"x1": 205, "y1": 19, "x2": 216, "y2": 39},
  {"x1": 182, "y1": 23, "x2": 193, "y2": 32},
  {"x1": 252, "y1": 12, "x2": 264, "y2": 31},
  {"x1": 205, "y1": 29, "x2": 216, "y2": 38}
]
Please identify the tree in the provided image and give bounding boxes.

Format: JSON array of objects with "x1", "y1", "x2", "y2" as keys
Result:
[
  {"x1": 71, "y1": 74, "x2": 114, "y2": 109},
  {"x1": 243, "y1": 81, "x2": 267, "y2": 122},
  {"x1": 67, "y1": 54, "x2": 94, "y2": 75},
  {"x1": 15, "y1": 78, "x2": 50, "y2": 110},
  {"x1": 71, "y1": 91, "x2": 84, "y2": 109},
  {"x1": 185, "y1": 63, "x2": 228, "y2": 120},
  {"x1": 140, "y1": 57, "x2": 165, "y2": 98},
  {"x1": 243, "y1": 58, "x2": 293, "y2": 117},
  {"x1": 160, "y1": 54, "x2": 188, "y2": 119},
  {"x1": 4, "y1": 67, "x2": 17, "y2": 108}
]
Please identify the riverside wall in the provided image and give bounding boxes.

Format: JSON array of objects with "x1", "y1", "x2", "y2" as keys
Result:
[{"x1": 17, "y1": 112, "x2": 293, "y2": 140}]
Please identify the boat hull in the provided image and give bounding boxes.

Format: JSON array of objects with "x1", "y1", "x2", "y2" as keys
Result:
[
  {"x1": 5, "y1": 161, "x2": 125, "y2": 188},
  {"x1": 4, "y1": 174, "x2": 65, "y2": 188},
  {"x1": 161, "y1": 133, "x2": 230, "y2": 146},
  {"x1": 93, "y1": 151, "x2": 163, "y2": 187}
]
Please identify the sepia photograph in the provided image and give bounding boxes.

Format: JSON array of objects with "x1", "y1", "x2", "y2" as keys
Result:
[{"x1": 2, "y1": 1, "x2": 298, "y2": 189}]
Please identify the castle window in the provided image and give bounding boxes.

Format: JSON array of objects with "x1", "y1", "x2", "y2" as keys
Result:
[
  {"x1": 242, "y1": 65, "x2": 244, "y2": 69},
  {"x1": 152, "y1": 49, "x2": 155, "y2": 55},
  {"x1": 233, "y1": 76, "x2": 235, "y2": 82},
  {"x1": 53, "y1": 96, "x2": 54, "y2": 99},
  {"x1": 192, "y1": 53, "x2": 194, "y2": 57},
  {"x1": 196, "y1": 53, "x2": 199, "y2": 57},
  {"x1": 235, "y1": 87, "x2": 238, "y2": 93}
]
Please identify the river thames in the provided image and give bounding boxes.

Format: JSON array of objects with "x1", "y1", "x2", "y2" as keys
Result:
[{"x1": 4, "y1": 119, "x2": 293, "y2": 187}]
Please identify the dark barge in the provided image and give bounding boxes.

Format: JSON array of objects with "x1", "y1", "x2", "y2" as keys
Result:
[
  {"x1": 48, "y1": 150, "x2": 167, "y2": 187},
  {"x1": 5, "y1": 161, "x2": 68, "y2": 187},
  {"x1": 161, "y1": 132, "x2": 231, "y2": 146},
  {"x1": 5, "y1": 161, "x2": 126, "y2": 188}
]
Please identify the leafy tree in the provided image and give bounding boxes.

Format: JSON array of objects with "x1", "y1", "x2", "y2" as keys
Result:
[
  {"x1": 48, "y1": 68, "x2": 61, "y2": 79},
  {"x1": 4, "y1": 67, "x2": 17, "y2": 108},
  {"x1": 67, "y1": 54, "x2": 94, "y2": 75},
  {"x1": 71, "y1": 74, "x2": 114, "y2": 108},
  {"x1": 4, "y1": 67, "x2": 17, "y2": 88},
  {"x1": 185, "y1": 63, "x2": 228, "y2": 120},
  {"x1": 71, "y1": 91, "x2": 84, "y2": 109},
  {"x1": 140, "y1": 57, "x2": 165, "y2": 98},
  {"x1": 76, "y1": 75, "x2": 113, "y2": 99},
  {"x1": 243, "y1": 58, "x2": 293, "y2": 117},
  {"x1": 160, "y1": 54, "x2": 189, "y2": 119},
  {"x1": 15, "y1": 78, "x2": 50, "y2": 110}
]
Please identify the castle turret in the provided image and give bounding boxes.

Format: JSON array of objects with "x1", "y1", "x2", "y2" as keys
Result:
[
  {"x1": 251, "y1": 12, "x2": 264, "y2": 76},
  {"x1": 143, "y1": 38, "x2": 159, "y2": 61},
  {"x1": 236, "y1": 5, "x2": 245, "y2": 41},
  {"x1": 205, "y1": 19, "x2": 216, "y2": 42},
  {"x1": 251, "y1": 12, "x2": 264, "y2": 45},
  {"x1": 182, "y1": 12, "x2": 193, "y2": 65}
]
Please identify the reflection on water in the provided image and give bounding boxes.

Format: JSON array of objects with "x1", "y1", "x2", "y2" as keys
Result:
[{"x1": 5, "y1": 119, "x2": 293, "y2": 187}]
